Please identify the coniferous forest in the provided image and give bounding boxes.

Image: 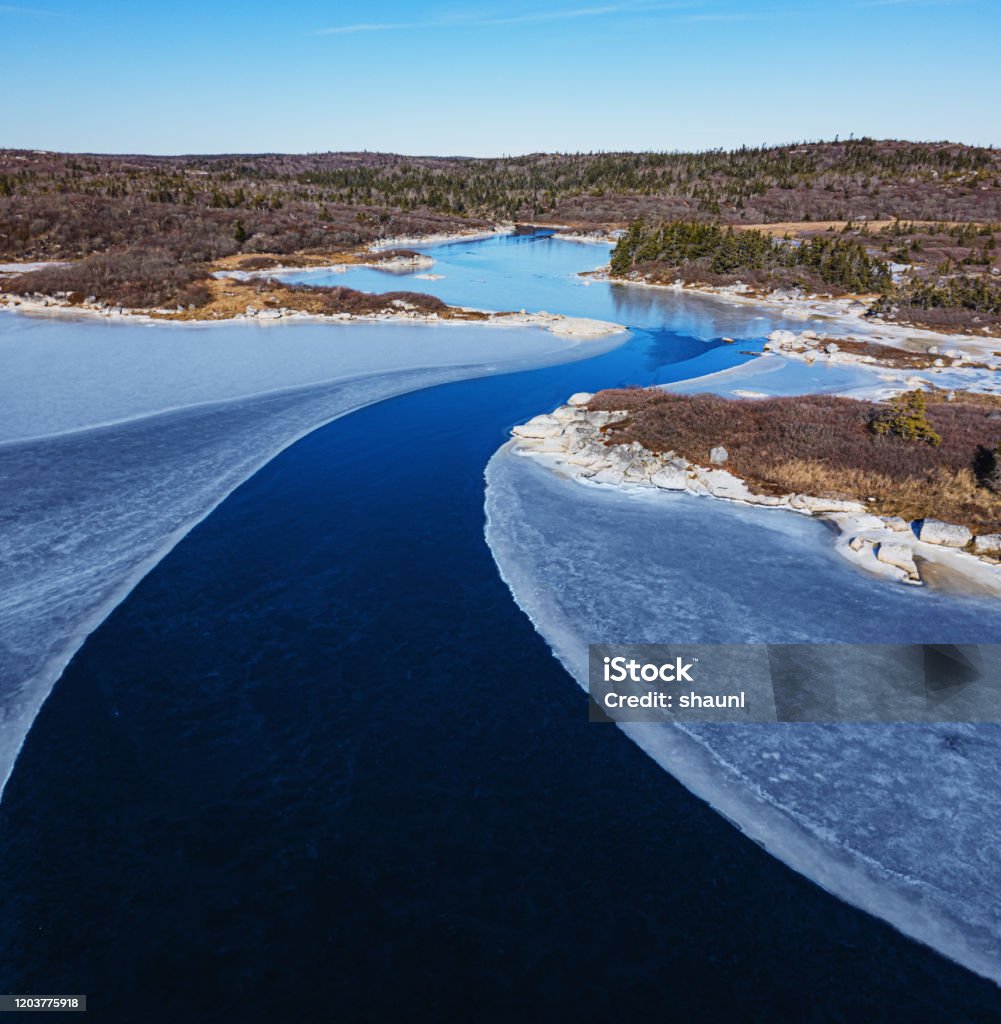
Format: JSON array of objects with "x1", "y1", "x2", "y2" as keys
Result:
[{"x1": 608, "y1": 221, "x2": 893, "y2": 294}]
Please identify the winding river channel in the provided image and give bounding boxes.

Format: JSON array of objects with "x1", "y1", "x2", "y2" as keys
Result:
[{"x1": 2, "y1": 232, "x2": 1000, "y2": 1021}]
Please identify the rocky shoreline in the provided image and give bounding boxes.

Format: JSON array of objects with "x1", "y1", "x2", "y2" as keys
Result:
[
  {"x1": 215, "y1": 250, "x2": 436, "y2": 282},
  {"x1": 599, "y1": 268, "x2": 1001, "y2": 347},
  {"x1": 763, "y1": 327, "x2": 1000, "y2": 373},
  {"x1": 510, "y1": 392, "x2": 1001, "y2": 596},
  {"x1": 0, "y1": 225, "x2": 624, "y2": 340},
  {"x1": 759, "y1": 328, "x2": 1001, "y2": 399},
  {"x1": 0, "y1": 291, "x2": 625, "y2": 339},
  {"x1": 370, "y1": 225, "x2": 515, "y2": 250}
]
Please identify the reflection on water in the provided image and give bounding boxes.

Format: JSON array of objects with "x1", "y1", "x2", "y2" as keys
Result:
[{"x1": 282, "y1": 231, "x2": 850, "y2": 342}]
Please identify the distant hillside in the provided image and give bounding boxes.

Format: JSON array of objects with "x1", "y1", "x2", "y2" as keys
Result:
[{"x1": 2, "y1": 139, "x2": 1000, "y2": 262}]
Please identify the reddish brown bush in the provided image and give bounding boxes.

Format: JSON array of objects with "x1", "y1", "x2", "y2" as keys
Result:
[
  {"x1": 588, "y1": 388, "x2": 1001, "y2": 531},
  {"x1": 7, "y1": 248, "x2": 211, "y2": 308},
  {"x1": 272, "y1": 282, "x2": 446, "y2": 315}
]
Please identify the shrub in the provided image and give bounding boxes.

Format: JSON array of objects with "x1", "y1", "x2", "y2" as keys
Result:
[
  {"x1": 976, "y1": 443, "x2": 1001, "y2": 494},
  {"x1": 871, "y1": 390, "x2": 942, "y2": 446},
  {"x1": 7, "y1": 247, "x2": 211, "y2": 308},
  {"x1": 266, "y1": 281, "x2": 447, "y2": 316}
]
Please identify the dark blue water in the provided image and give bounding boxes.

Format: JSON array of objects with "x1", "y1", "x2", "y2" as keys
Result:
[{"x1": 2, "y1": 238, "x2": 1000, "y2": 1022}]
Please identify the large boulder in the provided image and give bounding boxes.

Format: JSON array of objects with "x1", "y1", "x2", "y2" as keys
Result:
[
  {"x1": 744, "y1": 493, "x2": 785, "y2": 507},
  {"x1": 973, "y1": 534, "x2": 1001, "y2": 558},
  {"x1": 882, "y1": 516, "x2": 911, "y2": 533},
  {"x1": 650, "y1": 468, "x2": 688, "y2": 491},
  {"x1": 623, "y1": 462, "x2": 655, "y2": 483},
  {"x1": 551, "y1": 405, "x2": 586, "y2": 423},
  {"x1": 918, "y1": 519, "x2": 972, "y2": 548},
  {"x1": 562, "y1": 423, "x2": 599, "y2": 448},
  {"x1": 698, "y1": 470, "x2": 752, "y2": 502},
  {"x1": 788, "y1": 494, "x2": 866, "y2": 514},
  {"x1": 590, "y1": 467, "x2": 626, "y2": 485},
  {"x1": 766, "y1": 329, "x2": 797, "y2": 350},
  {"x1": 567, "y1": 392, "x2": 594, "y2": 406},
  {"x1": 877, "y1": 541, "x2": 919, "y2": 579},
  {"x1": 605, "y1": 446, "x2": 638, "y2": 471},
  {"x1": 709, "y1": 445, "x2": 729, "y2": 466},
  {"x1": 512, "y1": 414, "x2": 563, "y2": 440},
  {"x1": 585, "y1": 409, "x2": 627, "y2": 428}
]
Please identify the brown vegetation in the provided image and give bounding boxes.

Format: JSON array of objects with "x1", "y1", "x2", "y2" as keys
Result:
[
  {"x1": 265, "y1": 281, "x2": 447, "y2": 316},
  {"x1": 3, "y1": 141, "x2": 1000, "y2": 265},
  {"x1": 153, "y1": 276, "x2": 453, "y2": 321},
  {"x1": 214, "y1": 247, "x2": 426, "y2": 273},
  {"x1": 588, "y1": 388, "x2": 1001, "y2": 532},
  {"x1": 3, "y1": 142, "x2": 1000, "y2": 324},
  {"x1": 873, "y1": 296, "x2": 1001, "y2": 335},
  {"x1": 0, "y1": 153, "x2": 485, "y2": 263},
  {"x1": 831, "y1": 339, "x2": 968, "y2": 369},
  {"x1": 3, "y1": 258, "x2": 459, "y2": 320},
  {"x1": 6, "y1": 248, "x2": 212, "y2": 308}
]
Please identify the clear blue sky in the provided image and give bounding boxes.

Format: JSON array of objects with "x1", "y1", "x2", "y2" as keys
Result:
[{"x1": 2, "y1": 0, "x2": 998, "y2": 155}]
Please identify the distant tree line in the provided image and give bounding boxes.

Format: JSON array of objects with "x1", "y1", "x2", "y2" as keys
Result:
[
  {"x1": 3, "y1": 140, "x2": 1000, "y2": 320},
  {"x1": 870, "y1": 273, "x2": 1001, "y2": 331},
  {"x1": 892, "y1": 275, "x2": 1001, "y2": 315},
  {"x1": 3, "y1": 139, "x2": 1001, "y2": 264},
  {"x1": 610, "y1": 220, "x2": 893, "y2": 293}
]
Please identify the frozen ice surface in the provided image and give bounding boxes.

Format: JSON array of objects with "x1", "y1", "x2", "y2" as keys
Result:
[
  {"x1": 485, "y1": 446, "x2": 1001, "y2": 984},
  {"x1": 0, "y1": 312, "x2": 607, "y2": 441},
  {"x1": 664, "y1": 351, "x2": 905, "y2": 400},
  {"x1": 664, "y1": 350, "x2": 1001, "y2": 402},
  {"x1": 0, "y1": 311, "x2": 621, "y2": 798}
]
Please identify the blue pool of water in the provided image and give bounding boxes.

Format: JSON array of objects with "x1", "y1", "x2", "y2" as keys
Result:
[
  {"x1": 281, "y1": 229, "x2": 863, "y2": 340},
  {"x1": 2, "y1": 234, "x2": 1000, "y2": 1021}
]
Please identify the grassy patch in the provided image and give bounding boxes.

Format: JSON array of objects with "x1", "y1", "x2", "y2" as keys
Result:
[{"x1": 588, "y1": 388, "x2": 1001, "y2": 532}]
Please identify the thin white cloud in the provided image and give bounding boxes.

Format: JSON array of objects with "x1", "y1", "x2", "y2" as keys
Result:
[
  {"x1": 857, "y1": 0, "x2": 962, "y2": 6},
  {"x1": 681, "y1": 11, "x2": 755, "y2": 19},
  {"x1": 318, "y1": 1, "x2": 700, "y2": 36},
  {"x1": 485, "y1": 5, "x2": 625, "y2": 26},
  {"x1": 319, "y1": 21, "x2": 416, "y2": 35},
  {"x1": 0, "y1": 3, "x2": 58, "y2": 13}
]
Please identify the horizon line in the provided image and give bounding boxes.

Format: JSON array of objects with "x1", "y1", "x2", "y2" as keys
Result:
[{"x1": 1, "y1": 135, "x2": 997, "y2": 161}]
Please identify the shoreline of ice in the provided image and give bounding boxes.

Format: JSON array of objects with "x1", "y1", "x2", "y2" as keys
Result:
[
  {"x1": 483, "y1": 444, "x2": 1001, "y2": 987},
  {"x1": 369, "y1": 224, "x2": 515, "y2": 250},
  {"x1": 0, "y1": 314, "x2": 628, "y2": 801},
  {"x1": 0, "y1": 295, "x2": 625, "y2": 341},
  {"x1": 508, "y1": 394, "x2": 1001, "y2": 596},
  {"x1": 599, "y1": 271, "x2": 1001, "y2": 363}
]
